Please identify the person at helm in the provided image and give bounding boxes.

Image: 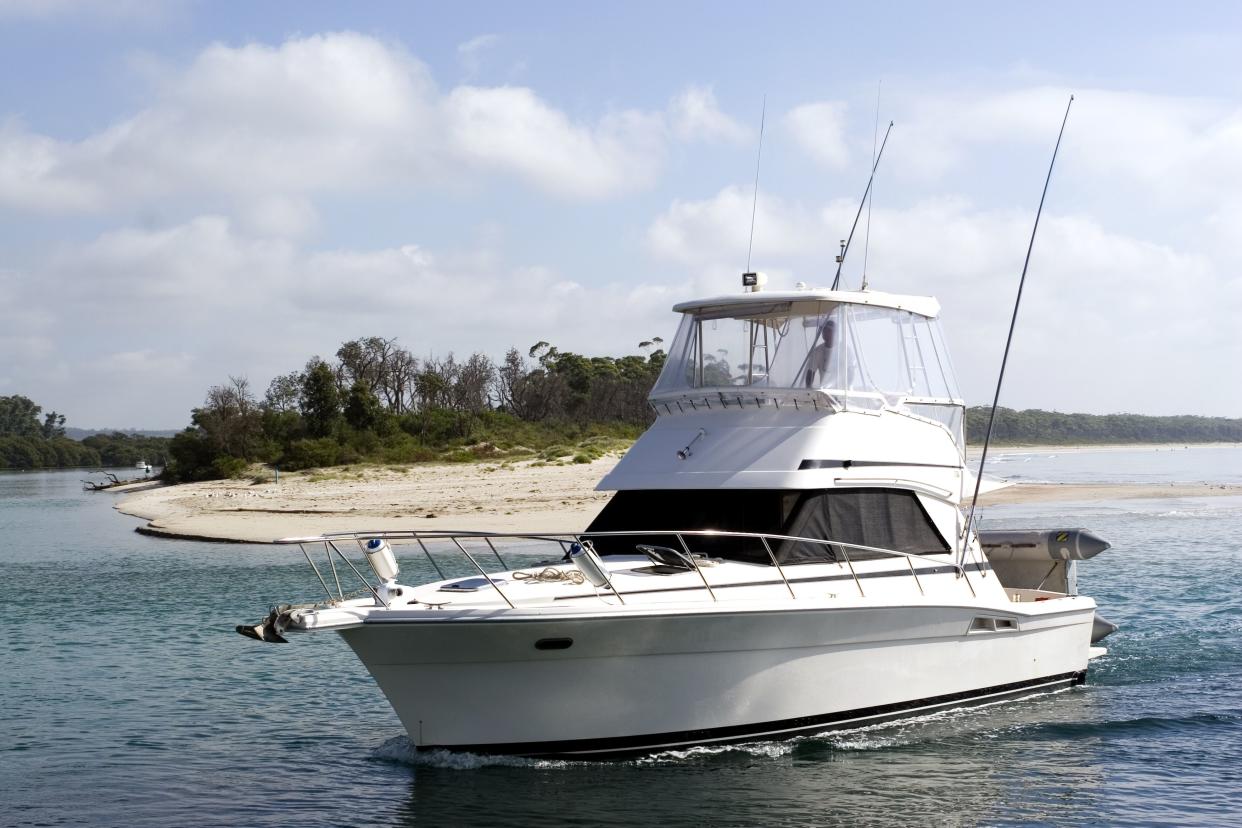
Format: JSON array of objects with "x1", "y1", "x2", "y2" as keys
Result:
[{"x1": 804, "y1": 318, "x2": 837, "y2": 388}]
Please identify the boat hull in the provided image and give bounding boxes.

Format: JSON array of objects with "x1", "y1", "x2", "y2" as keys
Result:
[{"x1": 338, "y1": 600, "x2": 1096, "y2": 757}]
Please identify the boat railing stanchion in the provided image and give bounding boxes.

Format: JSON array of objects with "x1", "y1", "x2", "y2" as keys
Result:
[
  {"x1": 415, "y1": 535, "x2": 447, "y2": 580},
  {"x1": 953, "y1": 529, "x2": 978, "y2": 598},
  {"x1": 324, "y1": 540, "x2": 344, "y2": 600},
  {"x1": 959, "y1": 563, "x2": 977, "y2": 598},
  {"x1": 759, "y1": 535, "x2": 797, "y2": 599},
  {"x1": 676, "y1": 533, "x2": 717, "y2": 602},
  {"x1": 300, "y1": 542, "x2": 336, "y2": 603},
  {"x1": 328, "y1": 539, "x2": 391, "y2": 608},
  {"x1": 483, "y1": 536, "x2": 510, "y2": 571},
  {"x1": 839, "y1": 544, "x2": 865, "y2": 598},
  {"x1": 451, "y1": 536, "x2": 516, "y2": 609},
  {"x1": 906, "y1": 555, "x2": 925, "y2": 596}
]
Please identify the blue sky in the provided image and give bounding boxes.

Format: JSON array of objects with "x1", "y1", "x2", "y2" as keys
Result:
[{"x1": 3, "y1": 1, "x2": 1241, "y2": 427}]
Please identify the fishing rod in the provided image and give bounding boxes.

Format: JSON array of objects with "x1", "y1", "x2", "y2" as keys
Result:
[
  {"x1": 861, "y1": 80, "x2": 883, "y2": 291},
  {"x1": 831, "y1": 119, "x2": 893, "y2": 291},
  {"x1": 744, "y1": 97, "x2": 769, "y2": 382},
  {"x1": 745, "y1": 96, "x2": 767, "y2": 275},
  {"x1": 963, "y1": 94, "x2": 1074, "y2": 562}
]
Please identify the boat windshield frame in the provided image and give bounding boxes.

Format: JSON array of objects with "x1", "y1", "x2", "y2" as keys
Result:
[{"x1": 651, "y1": 298, "x2": 965, "y2": 412}]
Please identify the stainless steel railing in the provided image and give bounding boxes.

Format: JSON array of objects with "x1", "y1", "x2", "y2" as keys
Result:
[{"x1": 276, "y1": 528, "x2": 976, "y2": 609}]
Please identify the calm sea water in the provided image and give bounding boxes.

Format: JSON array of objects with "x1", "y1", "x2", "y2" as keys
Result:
[{"x1": 3, "y1": 447, "x2": 1242, "y2": 827}]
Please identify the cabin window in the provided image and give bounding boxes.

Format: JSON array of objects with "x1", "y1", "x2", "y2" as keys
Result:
[
  {"x1": 584, "y1": 488, "x2": 949, "y2": 565},
  {"x1": 778, "y1": 488, "x2": 951, "y2": 563}
]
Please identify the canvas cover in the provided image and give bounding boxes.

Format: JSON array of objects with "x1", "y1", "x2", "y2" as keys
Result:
[{"x1": 584, "y1": 488, "x2": 950, "y2": 565}]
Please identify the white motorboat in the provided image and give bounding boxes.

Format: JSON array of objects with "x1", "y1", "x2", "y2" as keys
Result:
[{"x1": 239, "y1": 280, "x2": 1115, "y2": 758}]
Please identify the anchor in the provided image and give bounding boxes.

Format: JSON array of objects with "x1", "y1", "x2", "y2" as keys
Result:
[{"x1": 236, "y1": 605, "x2": 294, "y2": 643}]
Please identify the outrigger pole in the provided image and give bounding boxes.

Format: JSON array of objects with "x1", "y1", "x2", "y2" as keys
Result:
[
  {"x1": 831, "y1": 120, "x2": 893, "y2": 291},
  {"x1": 964, "y1": 94, "x2": 1075, "y2": 555}
]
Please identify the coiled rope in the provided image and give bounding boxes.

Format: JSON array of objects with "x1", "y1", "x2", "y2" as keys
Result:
[{"x1": 512, "y1": 567, "x2": 586, "y2": 585}]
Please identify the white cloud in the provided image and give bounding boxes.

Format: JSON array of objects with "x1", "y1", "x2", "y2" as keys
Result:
[
  {"x1": 647, "y1": 185, "x2": 828, "y2": 270},
  {"x1": 236, "y1": 195, "x2": 320, "y2": 239},
  {"x1": 457, "y1": 33, "x2": 500, "y2": 76},
  {"x1": 889, "y1": 86, "x2": 1242, "y2": 211},
  {"x1": 0, "y1": 32, "x2": 749, "y2": 211},
  {"x1": 669, "y1": 86, "x2": 750, "y2": 144},
  {"x1": 3, "y1": 216, "x2": 677, "y2": 426},
  {"x1": 444, "y1": 85, "x2": 666, "y2": 198},
  {"x1": 784, "y1": 101, "x2": 850, "y2": 169},
  {"x1": 644, "y1": 187, "x2": 1241, "y2": 416},
  {"x1": 91, "y1": 349, "x2": 194, "y2": 378},
  {"x1": 0, "y1": 120, "x2": 102, "y2": 211},
  {"x1": 47, "y1": 216, "x2": 296, "y2": 309}
]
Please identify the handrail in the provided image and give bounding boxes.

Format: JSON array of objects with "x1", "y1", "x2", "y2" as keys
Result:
[
  {"x1": 279, "y1": 527, "x2": 972, "y2": 606},
  {"x1": 276, "y1": 527, "x2": 960, "y2": 572},
  {"x1": 280, "y1": 528, "x2": 960, "y2": 569}
]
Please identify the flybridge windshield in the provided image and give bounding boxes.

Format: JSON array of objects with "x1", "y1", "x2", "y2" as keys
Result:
[{"x1": 651, "y1": 301, "x2": 963, "y2": 407}]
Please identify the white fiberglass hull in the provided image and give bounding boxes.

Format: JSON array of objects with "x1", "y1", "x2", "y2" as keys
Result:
[{"x1": 338, "y1": 599, "x2": 1096, "y2": 757}]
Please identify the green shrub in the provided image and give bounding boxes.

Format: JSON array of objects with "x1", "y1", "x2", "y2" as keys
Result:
[
  {"x1": 212, "y1": 456, "x2": 249, "y2": 479},
  {"x1": 280, "y1": 438, "x2": 342, "y2": 471}
]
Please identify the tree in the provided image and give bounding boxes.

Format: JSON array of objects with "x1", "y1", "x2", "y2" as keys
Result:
[
  {"x1": 300, "y1": 359, "x2": 342, "y2": 438},
  {"x1": 453, "y1": 352, "x2": 494, "y2": 413},
  {"x1": 495, "y1": 347, "x2": 545, "y2": 420},
  {"x1": 0, "y1": 395, "x2": 43, "y2": 437},
  {"x1": 336, "y1": 336, "x2": 420, "y2": 413},
  {"x1": 415, "y1": 357, "x2": 453, "y2": 410},
  {"x1": 264, "y1": 371, "x2": 304, "y2": 412},
  {"x1": 41, "y1": 411, "x2": 66, "y2": 439},
  {"x1": 192, "y1": 376, "x2": 263, "y2": 459},
  {"x1": 344, "y1": 380, "x2": 385, "y2": 432}
]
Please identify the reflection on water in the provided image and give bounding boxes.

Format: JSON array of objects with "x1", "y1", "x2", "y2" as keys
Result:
[
  {"x1": 386, "y1": 693, "x2": 1118, "y2": 828},
  {"x1": 3, "y1": 452, "x2": 1242, "y2": 827}
]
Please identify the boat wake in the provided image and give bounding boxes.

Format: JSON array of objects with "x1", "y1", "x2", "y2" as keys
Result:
[
  {"x1": 370, "y1": 736, "x2": 570, "y2": 770},
  {"x1": 370, "y1": 689, "x2": 1092, "y2": 769}
]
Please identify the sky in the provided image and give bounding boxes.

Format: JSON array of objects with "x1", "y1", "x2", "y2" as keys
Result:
[{"x1": 3, "y1": 1, "x2": 1242, "y2": 428}]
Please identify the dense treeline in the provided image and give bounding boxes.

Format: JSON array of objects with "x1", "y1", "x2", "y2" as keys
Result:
[
  {"x1": 165, "y1": 338, "x2": 666, "y2": 481},
  {"x1": 965, "y1": 407, "x2": 1242, "y2": 445},
  {"x1": 82, "y1": 432, "x2": 172, "y2": 467},
  {"x1": 1, "y1": 394, "x2": 94, "y2": 469},
  {"x1": 0, "y1": 394, "x2": 171, "y2": 469}
]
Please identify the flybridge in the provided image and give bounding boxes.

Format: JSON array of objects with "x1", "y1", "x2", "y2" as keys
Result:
[{"x1": 650, "y1": 286, "x2": 964, "y2": 440}]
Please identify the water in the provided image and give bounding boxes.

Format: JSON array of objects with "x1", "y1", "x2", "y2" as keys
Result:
[{"x1": 3, "y1": 450, "x2": 1241, "y2": 827}]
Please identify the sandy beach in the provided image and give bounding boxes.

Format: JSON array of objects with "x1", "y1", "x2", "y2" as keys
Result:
[
  {"x1": 115, "y1": 446, "x2": 1242, "y2": 544},
  {"x1": 116, "y1": 458, "x2": 621, "y2": 543}
]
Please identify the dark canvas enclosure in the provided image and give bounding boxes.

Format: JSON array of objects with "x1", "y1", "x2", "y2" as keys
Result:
[{"x1": 584, "y1": 488, "x2": 950, "y2": 565}]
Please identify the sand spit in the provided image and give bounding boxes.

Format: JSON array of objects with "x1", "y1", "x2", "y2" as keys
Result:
[
  {"x1": 117, "y1": 458, "x2": 619, "y2": 544},
  {"x1": 115, "y1": 450, "x2": 1242, "y2": 544}
]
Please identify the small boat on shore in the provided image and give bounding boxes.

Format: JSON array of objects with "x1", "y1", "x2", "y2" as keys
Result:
[{"x1": 239, "y1": 278, "x2": 1116, "y2": 758}]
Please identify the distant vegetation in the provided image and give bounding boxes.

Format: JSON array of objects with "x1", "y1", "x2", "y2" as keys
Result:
[
  {"x1": 9, "y1": 357, "x2": 1241, "y2": 476},
  {"x1": 163, "y1": 338, "x2": 666, "y2": 482},
  {"x1": 64, "y1": 427, "x2": 180, "y2": 440},
  {"x1": 0, "y1": 395, "x2": 171, "y2": 470},
  {"x1": 965, "y1": 407, "x2": 1242, "y2": 445}
]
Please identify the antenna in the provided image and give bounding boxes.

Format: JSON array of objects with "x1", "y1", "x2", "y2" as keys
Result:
[
  {"x1": 964, "y1": 94, "x2": 1075, "y2": 556},
  {"x1": 745, "y1": 96, "x2": 767, "y2": 274},
  {"x1": 861, "y1": 80, "x2": 882, "y2": 291},
  {"x1": 831, "y1": 120, "x2": 893, "y2": 291}
]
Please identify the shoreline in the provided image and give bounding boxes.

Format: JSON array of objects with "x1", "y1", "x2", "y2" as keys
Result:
[{"x1": 115, "y1": 444, "x2": 1242, "y2": 544}]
